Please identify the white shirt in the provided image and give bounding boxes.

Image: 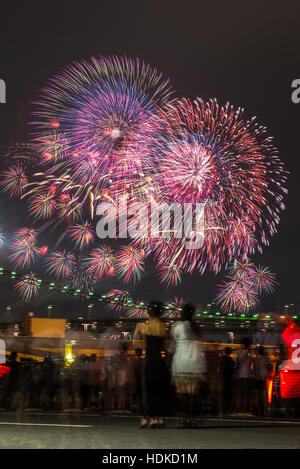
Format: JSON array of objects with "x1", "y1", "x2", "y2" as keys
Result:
[{"x1": 171, "y1": 321, "x2": 206, "y2": 376}]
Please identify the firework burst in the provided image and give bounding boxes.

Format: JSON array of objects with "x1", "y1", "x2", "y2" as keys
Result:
[
  {"x1": 44, "y1": 250, "x2": 76, "y2": 278},
  {"x1": 85, "y1": 245, "x2": 115, "y2": 280},
  {"x1": 8, "y1": 228, "x2": 41, "y2": 270},
  {"x1": 67, "y1": 261, "x2": 95, "y2": 292},
  {"x1": 0, "y1": 58, "x2": 288, "y2": 294},
  {"x1": 162, "y1": 296, "x2": 184, "y2": 319},
  {"x1": 154, "y1": 98, "x2": 287, "y2": 274},
  {"x1": 249, "y1": 265, "x2": 277, "y2": 294},
  {"x1": 29, "y1": 55, "x2": 174, "y2": 219},
  {"x1": 104, "y1": 289, "x2": 133, "y2": 313},
  {"x1": 14, "y1": 273, "x2": 41, "y2": 302},
  {"x1": 215, "y1": 278, "x2": 258, "y2": 313},
  {"x1": 215, "y1": 261, "x2": 277, "y2": 313},
  {"x1": 158, "y1": 263, "x2": 182, "y2": 287},
  {"x1": 115, "y1": 246, "x2": 145, "y2": 284},
  {"x1": 126, "y1": 301, "x2": 149, "y2": 319},
  {"x1": 68, "y1": 222, "x2": 95, "y2": 250},
  {"x1": 0, "y1": 164, "x2": 28, "y2": 198},
  {"x1": 28, "y1": 192, "x2": 57, "y2": 219},
  {"x1": 12, "y1": 228, "x2": 38, "y2": 244}
]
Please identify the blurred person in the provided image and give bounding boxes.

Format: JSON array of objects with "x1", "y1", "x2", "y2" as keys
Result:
[
  {"x1": 133, "y1": 301, "x2": 171, "y2": 428},
  {"x1": 116, "y1": 343, "x2": 128, "y2": 411},
  {"x1": 134, "y1": 348, "x2": 145, "y2": 414},
  {"x1": 40, "y1": 355, "x2": 57, "y2": 411},
  {"x1": 106, "y1": 355, "x2": 119, "y2": 412},
  {"x1": 116, "y1": 343, "x2": 136, "y2": 412},
  {"x1": 221, "y1": 347, "x2": 235, "y2": 415},
  {"x1": 31, "y1": 361, "x2": 43, "y2": 409},
  {"x1": 99, "y1": 324, "x2": 122, "y2": 413},
  {"x1": 253, "y1": 346, "x2": 270, "y2": 416},
  {"x1": 12, "y1": 362, "x2": 33, "y2": 411},
  {"x1": 97, "y1": 356, "x2": 106, "y2": 412},
  {"x1": 170, "y1": 302, "x2": 206, "y2": 427},
  {"x1": 234, "y1": 337, "x2": 254, "y2": 415},
  {"x1": 206, "y1": 343, "x2": 222, "y2": 416},
  {"x1": 70, "y1": 359, "x2": 81, "y2": 410},
  {"x1": 57, "y1": 361, "x2": 71, "y2": 411},
  {"x1": 79, "y1": 355, "x2": 89, "y2": 411},
  {"x1": 87, "y1": 354, "x2": 101, "y2": 410},
  {"x1": 2, "y1": 352, "x2": 20, "y2": 409}
]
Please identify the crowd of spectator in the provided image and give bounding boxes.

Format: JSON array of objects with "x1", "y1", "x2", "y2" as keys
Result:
[{"x1": 0, "y1": 341, "x2": 274, "y2": 418}]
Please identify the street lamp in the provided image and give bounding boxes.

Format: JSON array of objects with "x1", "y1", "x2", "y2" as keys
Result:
[
  {"x1": 47, "y1": 305, "x2": 53, "y2": 318},
  {"x1": 88, "y1": 303, "x2": 94, "y2": 320}
]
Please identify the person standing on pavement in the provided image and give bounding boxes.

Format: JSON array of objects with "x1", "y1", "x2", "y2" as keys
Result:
[
  {"x1": 253, "y1": 346, "x2": 270, "y2": 416},
  {"x1": 133, "y1": 301, "x2": 171, "y2": 428},
  {"x1": 234, "y1": 337, "x2": 254, "y2": 415},
  {"x1": 170, "y1": 302, "x2": 206, "y2": 427},
  {"x1": 221, "y1": 347, "x2": 235, "y2": 415}
]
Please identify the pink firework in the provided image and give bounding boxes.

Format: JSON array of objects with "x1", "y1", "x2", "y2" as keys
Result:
[
  {"x1": 126, "y1": 302, "x2": 149, "y2": 319},
  {"x1": 9, "y1": 240, "x2": 39, "y2": 270},
  {"x1": 29, "y1": 55, "x2": 174, "y2": 222},
  {"x1": 66, "y1": 261, "x2": 95, "y2": 292},
  {"x1": 28, "y1": 192, "x2": 56, "y2": 219},
  {"x1": 115, "y1": 246, "x2": 145, "y2": 284},
  {"x1": 68, "y1": 222, "x2": 95, "y2": 250},
  {"x1": 0, "y1": 163, "x2": 28, "y2": 198},
  {"x1": 85, "y1": 246, "x2": 115, "y2": 280},
  {"x1": 57, "y1": 194, "x2": 83, "y2": 224},
  {"x1": 248, "y1": 265, "x2": 277, "y2": 295},
  {"x1": 14, "y1": 273, "x2": 41, "y2": 302},
  {"x1": 154, "y1": 98, "x2": 287, "y2": 274},
  {"x1": 13, "y1": 228, "x2": 38, "y2": 244},
  {"x1": 0, "y1": 58, "x2": 287, "y2": 289},
  {"x1": 37, "y1": 127, "x2": 69, "y2": 163},
  {"x1": 44, "y1": 250, "x2": 76, "y2": 278},
  {"x1": 215, "y1": 278, "x2": 258, "y2": 313},
  {"x1": 104, "y1": 290, "x2": 133, "y2": 313},
  {"x1": 158, "y1": 264, "x2": 182, "y2": 287},
  {"x1": 162, "y1": 296, "x2": 184, "y2": 319},
  {"x1": 227, "y1": 260, "x2": 257, "y2": 282},
  {"x1": 215, "y1": 261, "x2": 276, "y2": 313}
]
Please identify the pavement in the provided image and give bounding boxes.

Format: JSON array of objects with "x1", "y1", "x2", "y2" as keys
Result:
[{"x1": 0, "y1": 412, "x2": 299, "y2": 449}]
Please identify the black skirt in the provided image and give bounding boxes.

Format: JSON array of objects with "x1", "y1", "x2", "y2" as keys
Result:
[{"x1": 144, "y1": 335, "x2": 171, "y2": 417}]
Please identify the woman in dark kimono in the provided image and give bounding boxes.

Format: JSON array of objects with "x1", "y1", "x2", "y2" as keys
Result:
[{"x1": 133, "y1": 301, "x2": 170, "y2": 428}]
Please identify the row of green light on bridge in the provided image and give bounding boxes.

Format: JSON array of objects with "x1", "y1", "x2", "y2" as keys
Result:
[{"x1": 0, "y1": 267, "x2": 299, "y2": 320}]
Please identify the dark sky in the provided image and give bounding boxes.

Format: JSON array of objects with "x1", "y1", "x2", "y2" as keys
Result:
[{"x1": 0, "y1": 0, "x2": 299, "y2": 319}]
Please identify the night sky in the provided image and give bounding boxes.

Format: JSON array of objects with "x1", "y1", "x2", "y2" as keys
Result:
[{"x1": 0, "y1": 0, "x2": 299, "y2": 319}]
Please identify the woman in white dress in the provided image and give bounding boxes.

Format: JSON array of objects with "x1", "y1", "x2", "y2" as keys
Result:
[{"x1": 171, "y1": 302, "x2": 206, "y2": 426}]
